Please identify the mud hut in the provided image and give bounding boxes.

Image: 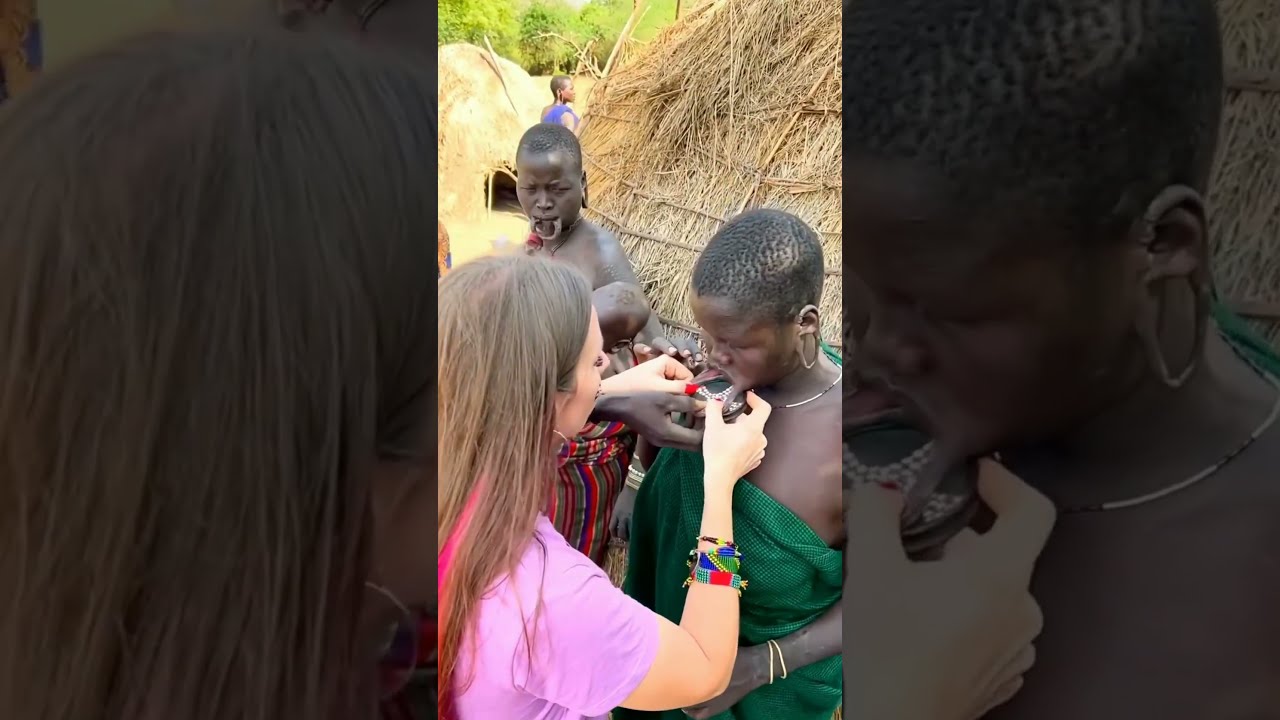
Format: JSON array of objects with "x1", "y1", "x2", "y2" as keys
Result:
[
  {"x1": 438, "y1": 43, "x2": 545, "y2": 223},
  {"x1": 1209, "y1": 0, "x2": 1280, "y2": 347},
  {"x1": 579, "y1": 0, "x2": 842, "y2": 349}
]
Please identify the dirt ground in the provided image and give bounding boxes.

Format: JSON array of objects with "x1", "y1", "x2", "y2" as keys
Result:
[{"x1": 443, "y1": 75, "x2": 598, "y2": 267}]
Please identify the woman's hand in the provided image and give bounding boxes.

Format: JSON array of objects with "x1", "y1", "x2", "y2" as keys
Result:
[
  {"x1": 845, "y1": 460, "x2": 1054, "y2": 720},
  {"x1": 700, "y1": 393, "x2": 771, "y2": 492},
  {"x1": 610, "y1": 485, "x2": 639, "y2": 541},
  {"x1": 601, "y1": 355, "x2": 696, "y2": 396}
]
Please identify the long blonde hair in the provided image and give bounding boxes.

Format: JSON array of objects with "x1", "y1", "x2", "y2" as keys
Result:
[
  {"x1": 0, "y1": 29, "x2": 438, "y2": 720},
  {"x1": 438, "y1": 255, "x2": 592, "y2": 715}
]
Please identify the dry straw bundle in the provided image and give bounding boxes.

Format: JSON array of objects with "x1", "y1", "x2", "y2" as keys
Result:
[
  {"x1": 438, "y1": 43, "x2": 546, "y2": 222},
  {"x1": 579, "y1": 0, "x2": 842, "y2": 348},
  {"x1": 1210, "y1": 0, "x2": 1280, "y2": 345}
]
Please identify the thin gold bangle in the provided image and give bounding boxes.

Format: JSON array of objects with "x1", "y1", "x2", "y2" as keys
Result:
[
  {"x1": 766, "y1": 639, "x2": 775, "y2": 684},
  {"x1": 767, "y1": 639, "x2": 788, "y2": 679}
]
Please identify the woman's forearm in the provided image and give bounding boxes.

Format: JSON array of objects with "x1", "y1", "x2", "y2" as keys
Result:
[{"x1": 676, "y1": 479, "x2": 739, "y2": 693}]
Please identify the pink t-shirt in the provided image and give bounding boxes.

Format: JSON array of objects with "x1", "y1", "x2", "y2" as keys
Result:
[{"x1": 452, "y1": 515, "x2": 660, "y2": 719}]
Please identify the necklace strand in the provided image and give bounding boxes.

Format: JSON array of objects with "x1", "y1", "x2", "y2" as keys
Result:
[
  {"x1": 776, "y1": 370, "x2": 843, "y2": 409},
  {"x1": 1062, "y1": 340, "x2": 1280, "y2": 513}
]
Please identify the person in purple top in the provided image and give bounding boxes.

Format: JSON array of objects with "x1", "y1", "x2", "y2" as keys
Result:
[
  {"x1": 541, "y1": 75, "x2": 580, "y2": 133},
  {"x1": 439, "y1": 255, "x2": 772, "y2": 720}
]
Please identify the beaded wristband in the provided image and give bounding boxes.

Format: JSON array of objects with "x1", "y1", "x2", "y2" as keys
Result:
[
  {"x1": 625, "y1": 465, "x2": 645, "y2": 491},
  {"x1": 688, "y1": 548, "x2": 740, "y2": 574},
  {"x1": 683, "y1": 566, "x2": 747, "y2": 594},
  {"x1": 683, "y1": 539, "x2": 745, "y2": 595}
]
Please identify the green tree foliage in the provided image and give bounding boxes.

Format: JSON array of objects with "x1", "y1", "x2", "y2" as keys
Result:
[
  {"x1": 518, "y1": 0, "x2": 587, "y2": 75},
  {"x1": 580, "y1": 0, "x2": 680, "y2": 60},
  {"x1": 438, "y1": 0, "x2": 680, "y2": 75},
  {"x1": 438, "y1": 0, "x2": 520, "y2": 59}
]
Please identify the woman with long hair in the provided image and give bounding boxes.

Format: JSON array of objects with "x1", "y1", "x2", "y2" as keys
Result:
[
  {"x1": 0, "y1": 28, "x2": 436, "y2": 720},
  {"x1": 438, "y1": 255, "x2": 772, "y2": 719}
]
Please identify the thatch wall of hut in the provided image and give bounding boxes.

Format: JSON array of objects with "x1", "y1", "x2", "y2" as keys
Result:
[
  {"x1": 1210, "y1": 0, "x2": 1280, "y2": 346},
  {"x1": 579, "y1": 0, "x2": 842, "y2": 349}
]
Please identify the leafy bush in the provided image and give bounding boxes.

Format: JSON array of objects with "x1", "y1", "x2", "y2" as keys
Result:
[{"x1": 518, "y1": 0, "x2": 587, "y2": 75}]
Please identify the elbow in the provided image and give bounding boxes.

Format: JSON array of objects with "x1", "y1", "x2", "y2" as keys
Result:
[
  {"x1": 708, "y1": 671, "x2": 732, "y2": 698},
  {"x1": 689, "y1": 673, "x2": 731, "y2": 706},
  {"x1": 698, "y1": 656, "x2": 735, "y2": 701}
]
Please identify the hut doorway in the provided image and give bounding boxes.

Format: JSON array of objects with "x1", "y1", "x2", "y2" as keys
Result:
[{"x1": 484, "y1": 168, "x2": 520, "y2": 217}]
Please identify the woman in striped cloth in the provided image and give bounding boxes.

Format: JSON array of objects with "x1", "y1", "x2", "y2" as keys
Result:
[{"x1": 548, "y1": 281, "x2": 656, "y2": 566}]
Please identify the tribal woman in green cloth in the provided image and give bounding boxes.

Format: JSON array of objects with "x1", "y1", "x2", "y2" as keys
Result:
[{"x1": 613, "y1": 209, "x2": 844, "y2": 720}]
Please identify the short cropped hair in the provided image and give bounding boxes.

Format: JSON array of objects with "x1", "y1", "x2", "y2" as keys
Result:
[
  {"x1": 517, "y1": 122, "x2": 582, "y2": 172},
  {"x1": 692, "y1": 208, "x2": 825, "y2": 323},
  {"x1": 843, "y1": 0, "x2": 1224, "y2": 232}
]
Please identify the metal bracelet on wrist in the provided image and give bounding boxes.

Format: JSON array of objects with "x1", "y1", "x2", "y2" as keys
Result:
[{"x1": 625, "y1": 465, "x2": 645, "y2": 490}]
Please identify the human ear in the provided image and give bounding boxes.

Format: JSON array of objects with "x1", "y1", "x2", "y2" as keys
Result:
[
  {"x1": 796, "y1": 304, "x2": 821, "y2": 337},
  {"x1": 1136, "y1": 185, "x2": 1208, "y2": 283},
  {"x1": 1130, "y1": 185, "x2": 1210, "y2": 387}
]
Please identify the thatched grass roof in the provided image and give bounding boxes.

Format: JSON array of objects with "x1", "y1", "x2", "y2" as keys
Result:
[
  {"x1": 1210, "y1": 0, "x2": 1280, "y2": 345},
  {"x1": 579, "y1": 0, "x2": 842, "y2": 349},
  {"x1": 438, "y1": 43, "x2": 545, "y2": 222}
]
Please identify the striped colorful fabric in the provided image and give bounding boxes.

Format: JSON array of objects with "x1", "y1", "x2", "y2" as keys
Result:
[{"x1": 549, "y1": 419, "x2": 634, "y2": 565}]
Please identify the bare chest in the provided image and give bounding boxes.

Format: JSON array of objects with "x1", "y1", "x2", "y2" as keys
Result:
[
  {"x1": 744, "y1": 410, "x2": 843, "y2": 546},
  {"x1": 533, "y1": 236, "x2": 610, "y2": 287},
  {"x1": 986, "y1": 463, "x2": 1280, "y2": 719}
]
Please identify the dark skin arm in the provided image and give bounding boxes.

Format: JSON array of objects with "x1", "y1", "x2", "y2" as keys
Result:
[
  {"x1": 683, "y1": 603, "x2": 843, "y2": 719},
  {"x1": 591, "y1": 392, "x2": 703, "y2": 451},
  {"x1": 594, "y1": 234, "x2": 703, "y2": 365},
  {"x1": 610, "y1": 437, "x2": 658, "y2": 542},
  {"x1": 634, "y1": 435, "x2": 660, "y2": 470}
]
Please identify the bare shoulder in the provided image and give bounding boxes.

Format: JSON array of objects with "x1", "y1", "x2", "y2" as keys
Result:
[
  {"x1": 763, "y1": 393, "x2": 842, "y2": 483},
  {"x1": 581, "y1": 221, "x2": 639, "y2": 285},
  {"x1": 584, "y1": 221, "x2": 625, "y2": 258}
]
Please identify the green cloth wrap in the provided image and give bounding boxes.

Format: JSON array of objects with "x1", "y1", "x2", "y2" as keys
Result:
[
  {"x1": 616, "y1": 345, "x2": 843, "y2": 720},
  {"x1": 1211, "y1": 297, "x2": 1280, "y2": 377}
]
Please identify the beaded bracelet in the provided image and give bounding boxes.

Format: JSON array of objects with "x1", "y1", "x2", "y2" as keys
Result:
[
  {"x1": 683, "y1": 540, "x2": 746, "y2": 595},
  {"x1": 688, "y1": 547, "x2": 740, "y2": 574},
  {"x1": 684, "y1": 566, "x2": 747, "y2": 594}
]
